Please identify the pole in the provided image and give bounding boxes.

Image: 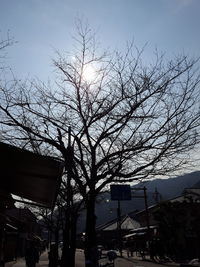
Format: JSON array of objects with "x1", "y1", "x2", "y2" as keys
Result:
[
  {"x1": 117, "y1": 200, "x2": 123, "y2": 257},
  {"x1": 131, "y1": 187, "x2": 151, "y2": 257},
  {"x1": 143, "y1": 187, "x2": 150, "y2": 250}
]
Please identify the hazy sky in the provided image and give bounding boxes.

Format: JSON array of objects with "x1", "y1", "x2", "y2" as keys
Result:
[
  {"x1": 1, "y1": 0, "x2": 200, "y2": 81},
  {"x1": 1, "y1": 0, "x2": 200, "y2": 174}
]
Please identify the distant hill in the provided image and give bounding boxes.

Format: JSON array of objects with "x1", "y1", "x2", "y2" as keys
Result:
[
  {"x1": 138, "y1": 171, "x2": 200, "y2": 200},
  {"x1": 191, "y1": 179, "x2": 200, "y2": 188},
  {"x1": 77, "y1": 171, "x2": 200, "y2": 233}
]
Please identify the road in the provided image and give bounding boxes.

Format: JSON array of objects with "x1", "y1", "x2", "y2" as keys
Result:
[
  {"x1": 5, "y1": 251, "x2": 49, "y2": 266},
  {"x1": 5, "y1": 249, "x2": 180, "y2": 267},
  {"x1": 76, "y1": 249, "x2": 180, "y2": 267}
]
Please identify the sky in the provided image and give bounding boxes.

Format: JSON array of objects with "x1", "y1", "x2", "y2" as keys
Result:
[
  {"x1": 0, "y1": 0, "x2": 200, "y2": 82},
  {"x1": 0, "y1": 0, "x2": 200, "y2": 175}
]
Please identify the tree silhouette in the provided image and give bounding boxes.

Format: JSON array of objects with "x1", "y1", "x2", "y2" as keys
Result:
[
  {"x1": 153, "y1": 201, "x2": 200, "y2": 260},
  {"x1": 0, "y1": 23, "x2": 200, "y2": 266}
]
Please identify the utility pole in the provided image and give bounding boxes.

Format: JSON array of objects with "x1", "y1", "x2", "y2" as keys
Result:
[
  {"x1": 131, "y1": 187, "x2": 151, "y2": 253},
  {"x1": 110, "y1": 184, "x2": 131, "y2": 258},
  {"x1": 143, "y1": 187, "x2": 150, "y2": 247},
  {"x1": 153, "y1": 187, "x2": 160, "y2": 204},
  {"x1": 117, "y1": 200, "x2": 123, "y2": 257}
]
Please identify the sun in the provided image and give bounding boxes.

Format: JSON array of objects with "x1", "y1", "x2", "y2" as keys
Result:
[{"x1": 82, "y1": 65, "x2": 96, "y2": 82}]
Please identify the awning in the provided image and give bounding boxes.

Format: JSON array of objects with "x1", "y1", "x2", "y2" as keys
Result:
[
  {"x1": 33, "y1": 235, "x2": 43, "y2": 242},
  {"x1": 124, "y1": 232, "x2": 146, "y2": 239},
  {"x1": 0, "y1": 142, "x2": 64, "y2": 208},
  {"x1": 6, "y1": 223, "x2": 18, "y2": 231}
]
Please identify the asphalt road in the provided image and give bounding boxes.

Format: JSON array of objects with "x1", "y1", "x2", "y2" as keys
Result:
[
  {"x1": 75, "y1": 249, "x2": 180, "y2": 267},
  {"x1": 5, "y1": 249, "x2": 180, "y2": 267}
]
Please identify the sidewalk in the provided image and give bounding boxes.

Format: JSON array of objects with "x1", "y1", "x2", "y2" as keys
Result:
[{"x1": 5, "y1": 250, "x2": 49, "y2": 267}]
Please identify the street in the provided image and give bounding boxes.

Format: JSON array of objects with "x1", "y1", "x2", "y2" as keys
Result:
[{"x1": 5, "y1": 249, "x2": 180, "y2": 267}]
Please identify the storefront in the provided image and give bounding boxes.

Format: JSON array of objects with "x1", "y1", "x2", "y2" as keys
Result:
[{"x1": 0, "y1": 142, "x2": 64, "y2": 265}]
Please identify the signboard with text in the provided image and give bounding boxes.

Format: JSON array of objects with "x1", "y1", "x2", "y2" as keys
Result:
[{"x1": 110, "y1": 184, "x2": 131, "y2": 201}]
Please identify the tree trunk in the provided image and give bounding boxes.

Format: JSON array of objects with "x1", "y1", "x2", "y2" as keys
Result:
[
  {"x1": 84, "y1": 193, "x2": 99, "y2": 267},
  {"x1": 61, "y1": 208, "x2": 72, "y2": 267},
  {"x1": 61, "y1": 208, "x2": 78, "y2": 267},
  {"x1": 70, "y1": 212, "x2": 78, "y2": 267},
  {"x1": 61, "y1": 142, "x2": 75, "y2": 267}
]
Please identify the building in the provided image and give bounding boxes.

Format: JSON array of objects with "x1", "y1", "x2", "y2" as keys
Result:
[
  {"x1": 95, "y1": 186, "x2": 200, "y2": 260},
  {"x1": 96, "y1": 215, "x2": 140, "y2": 249},
  {"x1": 0, "y1": 142, "x2": 64, "y2": 265}
]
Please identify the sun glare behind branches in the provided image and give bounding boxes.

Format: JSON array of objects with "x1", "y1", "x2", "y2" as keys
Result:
[{"x1": 82, "y1": 64, "x2": 96, "y2": 82}]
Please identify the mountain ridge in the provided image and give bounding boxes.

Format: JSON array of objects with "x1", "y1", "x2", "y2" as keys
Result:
[{"x1": 77, "y1": 171, "x2": 200, "y2": 232}]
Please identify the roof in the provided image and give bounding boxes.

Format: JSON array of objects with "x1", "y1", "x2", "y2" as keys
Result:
[
  {"x1": 0, "y1": 142, "x2": 64, "y2": 208},
  {"x1": 6, "y1": 208, "x2": 37, "y2": 222},
  {"x1": 96, "y1": 215, "x2": 140, "y2": 231},
  {"x1": 123, "y1": 225, "x2": 158, "y2": 239},
  {"x1": 167, "y1": 189, "x2": 200, "y2": 203},
  {"x1": 124, "y1": 232, "x2": 146, "y2": 239},
  {"x1": 128, "y1": 204, "x2": 157, "y2": 220}
]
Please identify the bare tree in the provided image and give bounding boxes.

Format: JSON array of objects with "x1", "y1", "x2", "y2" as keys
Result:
[
  {"x1": 23, "y1": 171, "x2": 85, "y2": 267},
  {"x1": 0, "y1": 31, "x2": 14, "y2": 56},
  {"x1": 0, "y1": 23, "x2": 200, "y2": 266}
]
